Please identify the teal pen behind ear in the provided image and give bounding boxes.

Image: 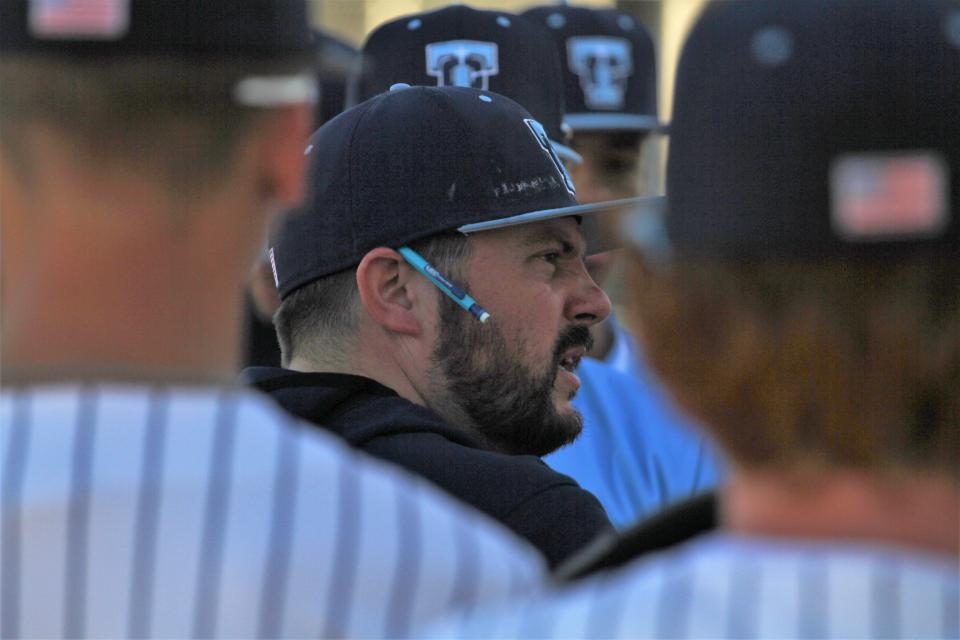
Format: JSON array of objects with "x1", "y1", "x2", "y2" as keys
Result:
[{"x1": 398, "y1": 246, "x2": 491, "y2": 323}]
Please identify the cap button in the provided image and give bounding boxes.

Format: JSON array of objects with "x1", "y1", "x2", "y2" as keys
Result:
[{"x1": 390, "y1": 83, "x2": 413, "y2": 92}]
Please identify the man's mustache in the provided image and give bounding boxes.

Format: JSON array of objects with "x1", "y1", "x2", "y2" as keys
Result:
[{"x1": 553, "y1": 326, "x2": 594, "y2": 365}]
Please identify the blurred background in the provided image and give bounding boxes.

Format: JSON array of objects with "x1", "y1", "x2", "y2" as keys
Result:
[
  {"x1": 310, "y1": 0, "x2": 710, "y2": 190},
  {"x1": 301, "y1": 0, "x2": 708, "y2": 309},
  {"x1": 308, "y1": 0, "x2": 705, "y2": 133}
]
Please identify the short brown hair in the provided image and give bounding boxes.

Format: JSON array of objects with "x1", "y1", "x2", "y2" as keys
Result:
[
  {"x1": 0, "y1": 54, "x2": 310, "y2": 192},
  {"x1": 627, "y1": 255, "x2": 960, "y2": 478},
  {"x1": 274, "y1": 231, "x2": 471, "y2": 366}
]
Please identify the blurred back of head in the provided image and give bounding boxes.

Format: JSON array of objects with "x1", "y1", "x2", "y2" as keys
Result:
[
  {"x1": 0, "y1": 0, "x2": 316, "y2": 378},
  {"x1": 626, "y1": 0, "x2": 959, "y2": 480},
  {"x1": 0, "y1": 1, "x2": 314, "y2": 195},
  {"x1": 1, "y1": 55, "x2": 310, "y2": 195},
  {"x1": 631, "y1": 258, "x2": 958, "y2": 479}
]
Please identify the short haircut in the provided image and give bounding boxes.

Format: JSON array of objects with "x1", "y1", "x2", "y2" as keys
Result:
[
  {"x1": 0, "y1": 54, "x2": 311, "y2": 193},
  {"x1": 274, "y1": 231, "x2": 471, "y2": 365},
  {"x1": 629, "y1": 255, "x2": 959, "y2": 478}
]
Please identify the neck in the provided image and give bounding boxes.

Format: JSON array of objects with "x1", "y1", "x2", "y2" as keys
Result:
[
  {"x1": 3, "y1": 239, "x2": 245, "y2": 377},
  {"x1": 722, "y1": 467, "x2": 960, "y2": 557},
  {"x1": 288, "y1": 333, "x2": 435, "y2": 412},
  {"x1": 290, "y1": 339, "x2": 507, "y2": 452},
  {"x1": 2, "y1": 139, "x2": 264, "y2": 383}
]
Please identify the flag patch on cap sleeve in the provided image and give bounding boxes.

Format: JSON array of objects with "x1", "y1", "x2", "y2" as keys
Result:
[
  {"x1": 830, "y1": 152, "x2": 950, "y2": 241},
  {"x1": 29, "y1": 0, "x2": 129, "y2": 40}
]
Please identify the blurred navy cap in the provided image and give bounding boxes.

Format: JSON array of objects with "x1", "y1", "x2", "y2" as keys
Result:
[
  {"x1": 350, "y1": 4, "x2": 579, "y2": 163},
  {"x1": 270, "y1": 84, "x2": 652, "y2": 299},
  {"x1": 521, "y1": 5, "x2": 663, "y2": 133},
  {"x1": 312, "y1": 29, "x2": 359, "y2": 124},
  {"x1": 654, "y1": 0, "x2": 960, "y2": 260},
  {"x1": 1, "y1": 0, "x2": 312, "y2": 57},
  {"x1": 1, "y1": 0, "x2": 317, "y2": 107}
]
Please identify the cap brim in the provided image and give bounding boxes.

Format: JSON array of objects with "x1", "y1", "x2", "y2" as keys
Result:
[
  {"x1": 565, "y1": 113, "x2": 669, "y2": 133},
  {"x1": 551, "y1": 139, "x2": 583, "y2": 165},
  {"x1": 233, "y1": 72, "x2": 318, "y2": 107},
  {"x1": 457, "y1": 195, "x2": 666, "y2": 255}
]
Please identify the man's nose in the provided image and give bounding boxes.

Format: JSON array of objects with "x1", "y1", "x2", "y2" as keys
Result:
[{"x1": 566, "y1": 264, "x2": 612, "y2": 326}]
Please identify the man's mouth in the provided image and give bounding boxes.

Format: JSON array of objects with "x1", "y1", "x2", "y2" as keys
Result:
[
  {"x1": 552, "y1": 325, "x2": 594, "y2": 386},
  {"x1": 558, "y1": 346, "x2": 586, "y2": 373}
]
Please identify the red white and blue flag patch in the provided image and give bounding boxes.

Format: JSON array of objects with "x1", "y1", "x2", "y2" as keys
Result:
[
  {"x1": 831, "y1": 152, "x2": 949, "y2": 241},
  {"x1": 29, "y1": 0, "x2": 129, "y2": 40}
]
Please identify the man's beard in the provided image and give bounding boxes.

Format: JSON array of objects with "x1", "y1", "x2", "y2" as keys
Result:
[{"x1": 429, "y1": 297, "x2": 592, "y2": 457}]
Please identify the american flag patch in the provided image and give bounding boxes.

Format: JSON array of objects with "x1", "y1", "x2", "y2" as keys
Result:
[
  {"x1": 830, "y1": 152, "x2": 949, "y2": 241},
  {"x1": 29, "y1": 0, "x2": 129, "y2": 40}
]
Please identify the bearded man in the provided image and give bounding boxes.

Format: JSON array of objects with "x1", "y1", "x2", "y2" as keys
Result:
[{"x1": 243, "y1": 84, "x2": 654, "y2": 566}]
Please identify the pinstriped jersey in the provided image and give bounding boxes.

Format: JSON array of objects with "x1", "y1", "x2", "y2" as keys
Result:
[
  {"x1": 0, "y1": 384, "x2": 546, "y2": 639},
  {"x1": 425, "y1": 533, "x2": 960, "y2": 639}
]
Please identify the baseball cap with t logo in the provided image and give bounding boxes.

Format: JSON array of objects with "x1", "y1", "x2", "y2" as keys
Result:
[
  {"x1": 350, "y1": 4, "x2": 580, "y2": 163},
  {"x1": 522, "y1": 5, "x2": 664, "y2": 133},
  {"x1": 270, "y1": 84, "x2": 662, "y2": 300}
]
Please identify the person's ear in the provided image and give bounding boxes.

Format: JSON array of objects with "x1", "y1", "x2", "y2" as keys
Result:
[
  {"x1": 256, "y1": 103, "x2": 314, "y2": 207},
  {"x1": 355, "y1": 248, "x2": 425, "y2": 337}
]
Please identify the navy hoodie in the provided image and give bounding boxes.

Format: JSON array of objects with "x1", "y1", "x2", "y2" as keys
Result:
[{"x1": 243, "y1": 367, "x2": 613, "y2": 567}]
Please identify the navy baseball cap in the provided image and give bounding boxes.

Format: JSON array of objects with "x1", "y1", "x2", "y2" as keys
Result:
[
  {"x1": 270, "y1": 84, "x2": 657, "y2": 299},
  {"x1": 1, "y1": 0, "x2": 316, "y2": 107},
  {"x1": 350, "y1": 4, "x2": 579, "y2": 163},
  {"x1": 627, "y1": 0, "x2": 959, "y2": 261},
  {"x1": 521, "y1": 5, "x2": 663, "y2": 133},
  {"x1": 312, "y1": 30, "x2": 359, "y2": 124}
]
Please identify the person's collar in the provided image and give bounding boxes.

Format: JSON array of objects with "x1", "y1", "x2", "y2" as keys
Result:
[{"x1": 240, "y1": 367, "x2": 398, "y2": 397}]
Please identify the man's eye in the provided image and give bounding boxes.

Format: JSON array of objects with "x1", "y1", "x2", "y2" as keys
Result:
[{"x1": 541, "y1": 252, "x2": 561, "y2": 265}]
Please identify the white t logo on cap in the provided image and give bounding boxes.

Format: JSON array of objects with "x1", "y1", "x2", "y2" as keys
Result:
[
  {"x1": 425, "y1": 40, "x2": 499, "y2": 90},
  {"x1": 567, "y1": 37, "x2": 633, "y2": 110},
  {"x1": 525, "y1": 119, "x2": 576, "y2": 197}
]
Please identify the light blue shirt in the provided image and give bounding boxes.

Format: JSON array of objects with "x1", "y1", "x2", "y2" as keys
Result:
[
  {"x1": 604, "y1": 313, "x2": 648, "y2": 380},
  {"x1": 547, "y1": 316, "x2": 725, "y2": 528}
]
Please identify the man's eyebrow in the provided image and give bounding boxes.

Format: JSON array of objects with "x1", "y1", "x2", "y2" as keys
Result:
[{"x1": 519, "y1": 226, "x2": 579, "y2": 250}]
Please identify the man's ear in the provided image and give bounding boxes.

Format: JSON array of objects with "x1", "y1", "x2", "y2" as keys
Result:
[
  {"x1": 257, "y1": 103, "x2": 314, "y2": 207},
  {"x1": 355, "y1": 248, "x2": 425, "y2": 337}
]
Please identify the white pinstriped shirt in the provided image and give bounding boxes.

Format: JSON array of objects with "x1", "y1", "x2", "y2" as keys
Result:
[
  {"x1": 425, "y1": 533, "x2": 959, "y2": 639},
  {"x1": 0, "y1": 384, "x2": 546, "y2": 639}
]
